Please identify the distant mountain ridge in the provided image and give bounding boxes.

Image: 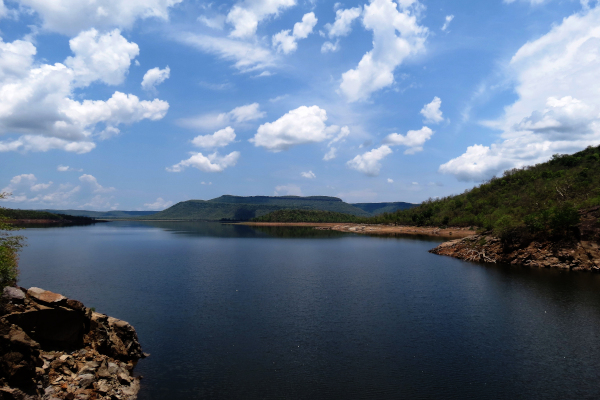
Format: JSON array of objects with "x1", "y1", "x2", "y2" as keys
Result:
[
  {"x1": 138, "y1": 196, "x2": 418, "y2": 221},
  {"x1": 23, "y1": 197, "x2": 417, "y2": 221}
]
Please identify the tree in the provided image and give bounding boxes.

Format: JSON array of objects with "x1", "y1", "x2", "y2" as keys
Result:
[{"x1": 0, "y1": 192, "x2": 24, "y2": 290}]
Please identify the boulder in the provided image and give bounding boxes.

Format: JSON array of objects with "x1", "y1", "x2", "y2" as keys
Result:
[
  {"x1": 25, "y1": 288, "x2": 66, "y2": 306},
  {"x1": 2, "y1": 288, "x2": 25, "y2": 304}
]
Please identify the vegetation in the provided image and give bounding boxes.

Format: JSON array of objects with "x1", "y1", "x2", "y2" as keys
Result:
[
  {"x1": 352, "y1": 202, "x2": 416, "y2": 215},
  {"x1": 0, "y1": 193, "x2": 25, "y2": 290},
  {"x1": 36, "y1": 209, "x2": 158, "y2": 219},
  {"x1": 368, "y1": 145, "x2": 600, "y2": 241},
  {"x1": 139, "y1": 196, "x2": 379, "y2": 221},
  {"x1": 0, "y1": 209, "x2": 96, "y2": 224},
  {"x1": 252, "y1": 209, "x2": 366, "y2": 223}
]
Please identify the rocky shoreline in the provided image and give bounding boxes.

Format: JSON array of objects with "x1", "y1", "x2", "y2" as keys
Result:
[{"x1": 1, "y1": 287, "x2": 145, "y2": 400}]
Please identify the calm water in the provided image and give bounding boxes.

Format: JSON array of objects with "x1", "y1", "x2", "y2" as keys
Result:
[{"x1": 16, "y1": 221, "x2": 600, "y2": 399}]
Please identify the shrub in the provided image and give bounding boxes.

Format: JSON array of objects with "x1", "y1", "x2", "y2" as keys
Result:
[{"x1": 0, "y1": 192, "x2": 24, "y2": 291}]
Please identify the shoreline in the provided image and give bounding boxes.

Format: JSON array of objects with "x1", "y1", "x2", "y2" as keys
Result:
[{"x1": 239, "y1": 222, "x2": 476, "y2": 238}]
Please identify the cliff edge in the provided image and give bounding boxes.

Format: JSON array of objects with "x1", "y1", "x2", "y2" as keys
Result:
[{"x1": 0, "y1": 287, "x2": 145, "y2": 400}]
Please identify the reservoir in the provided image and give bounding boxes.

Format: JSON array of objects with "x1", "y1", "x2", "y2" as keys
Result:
[{"x1": 17, "y1": 221, "x2": 600, "y2": 399}]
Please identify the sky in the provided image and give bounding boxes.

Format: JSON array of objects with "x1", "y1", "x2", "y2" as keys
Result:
[{"x1": 1, "y1": 0, "x2": 599, "y2": 210}]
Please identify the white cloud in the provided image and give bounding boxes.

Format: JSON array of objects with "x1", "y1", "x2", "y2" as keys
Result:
[
  {"x1": 272, "y1": 12, "x2": 318, "y2": 54},
  {"x1": 226, "y1": 0, "x2": 296, "y2": 39},
  {"x1": 321, "y1": 40, "x2": 340, "y2": 53},
  {"x1": 167, "y1": 151, "x2": 241, "y2": 173},
  {"x1": 441, "y1": 15, "x2": 454, "y2": 31},
  {"x1": 141, "y1": 66, "x2": 170, "y2": 91},
  {"x1": 65, "y1": 29, "x2": 139, "y2": 87},
  {"x1": 323, "y1": 147, "x2": 337, "y2": 160},
  {"x1": 144, "y1": 197, "x2": 173, "y2": 210},
  {"x1": 251, "y1": 105, "x2": 340, "y2": 151},
  {"x1": 384, "y1": 126, "x2": 433, "y2": 154},
  {"x1": 31, "y1": 181, "x2": 53, "y2": 191},
  {"x1": 441, "y1": 6, "x2": 600, "y2": 181},
  {"x1": 177, "y1": 33, "x2": 276, "y2": 72},
  {"x1": 420, "y1": 97, "x2": 444, "y2": 124},
  {"x1": 387, "y1": 178, "x2": 394, "y2": 183},
  {"x1": 17, "y1": 0, "x2": 183, "y2": 35},
  {"x1": 192, "y1": 127, "x2": 236, "y2": 148},
  {"x1": 0, "y1": 31, "x2": 168, "y2": 154},
  {"x1": 199, "y1": 15, "x2": 226, "y2": 30},
  {"x1": 301, "y1": 170, "x2": 316, "y2": 179},
  {"x1": 339, "y1": 0, "x2": 428, "y2": 102},
  {"x1": 57, "y1": 165, "x2": 83, "y2": 172},
  {"x1": 324, "y1": 6, "x2": 362, "y2": 38},
  {"x1": 323, "y1": 125, "x2": 350, "y2": 160},
  {"x1": 346, "y1": 145, "x2": 392, "y2": 176},
  {"x1": 178, "y1": 103, "x2": 265, "y2": 131},
  {"x1": 79, "y1": 174, "x2": 115, "y2": 193},
  {"x1": 274, "y1": 184, "x2": 302, "y2": 196}
]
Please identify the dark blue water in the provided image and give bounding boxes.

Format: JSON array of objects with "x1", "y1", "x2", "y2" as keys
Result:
[{"x1": 16, "y1": 221, "x2": 600, "y2": 399}]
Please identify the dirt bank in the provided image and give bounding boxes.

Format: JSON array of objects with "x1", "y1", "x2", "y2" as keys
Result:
[{"x1": 240, "y1": 222, "x2": 476, "y2": 238}]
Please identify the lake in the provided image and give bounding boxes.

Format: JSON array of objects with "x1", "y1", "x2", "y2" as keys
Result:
[{"x1": 16, "y1": 221, "x2": 600, "y2": 399}]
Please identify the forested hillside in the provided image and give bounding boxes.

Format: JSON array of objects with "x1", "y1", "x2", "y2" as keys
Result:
[
  {"x1": 371, "y1": 145, "x2": 600, "y2": 238},
  {"x1": 252, "y1": 210, "x2": 365, "y2": 223}
]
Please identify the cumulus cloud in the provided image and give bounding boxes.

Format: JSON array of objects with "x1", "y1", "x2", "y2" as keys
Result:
[
  {"x1": 272, "y1": 12, "x2": 317, "y2": 54},
  {"x1": 274, "y1": 184, "x2": 302, "y2": 196},
  {"x1": 387, "y1": 178, "x2": 394, "y2": 183},
  {"x1": 301, "y1": 170, "x2": 316, "y2": 179},
  {"x1": 192, "y1": 127, "x2": 236, "y2": 148},
  {"x1": 17, "y1": 0, "x2": 183, "y2": 35},
  {"x1": 440, "y1": 6, "x2": 600, "y2": 181},
  {"x1": 384, "y1": 126, "x2": 433, "y2": 154},
  {"x1": 226, "y1": 0, "x2": 296, "y2": 39},
  {"x1": 420, "y1": 97, "x2": 444, "y2": 124},
  {"x1": 141, "y1": 66, "x2": 170, "y2": 91},
  {"x1": 0, "y1": 30, "x2": 168, "y2": 154},
  {"x1": 323, "y1": 125, "x2": 350, "y2": 160},
  {"x1": 347, "y1": 145, "x2": 392, "y2": 176},
  {"x1": 79, "y1": 174, "x2": 115, "y2": 193},
  {"x1": 178, "y1": 103, "x2": 265, "y2": 131},
  {"x1": 322, "y1": 6, "x2": 362, "y2": 53},
  {"x1": 441, "y1": 15, "x2": 454, "y2": 31},
  {"x1": 251, "y1": 106, "x2": 341, "y2": 152},
  {"x1": 339, "y1": 0, "x2": 428, "y2": 102},
  {"x1": 167, "y1": 151, "x2": 240, "y2": 173},
  {"x1": 57, "y1": 165, "x2": 82, "y2": 172},
  {"x1": 144, "y1": 197, "x2": 173, "y2": 210}
]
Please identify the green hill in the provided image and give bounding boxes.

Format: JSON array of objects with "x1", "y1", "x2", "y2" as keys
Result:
[
  {"x1": 352, "y1": 202, "x2": 416, "y2": 215},
  {"x1": 371, "y1": 145, "x2": 600, "y2": 240},
  {"x1": 38, "y1": 210, "x2": 158, "y2": 219},
  {"x1": 139, "y1": 196, "x2": 389, "y2": 221},
  {"x1": 0, "y1": 209, "x2": 96, "y2": 224},
  {"x1": 252, "y1": 210, "x2": 365, "y2": 223}
]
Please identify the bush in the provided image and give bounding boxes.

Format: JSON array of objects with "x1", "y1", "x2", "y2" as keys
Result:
[
  {"x1": 0, "y1": 193, "x2": 24, "y2": 291},
  {"x1": 550, "y1": 203, "x2": 580, "y2": 236}
]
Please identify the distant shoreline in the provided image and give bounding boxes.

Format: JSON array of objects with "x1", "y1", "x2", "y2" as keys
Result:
[{"x1": 239, "y1": 222, "x2": 476, "y2": 238}]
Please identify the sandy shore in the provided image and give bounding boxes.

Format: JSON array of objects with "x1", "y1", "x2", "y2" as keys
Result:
[{"x1": 240, "y1": 222, "x2": 476, "y2": 238}]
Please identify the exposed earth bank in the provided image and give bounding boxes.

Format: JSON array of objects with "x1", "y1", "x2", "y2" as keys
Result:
[
  {"x1": 1, "y1": 287, "x2": 145, "y2": 400},
  {"x1": 430, "y1": 207, "x2": 600, "y2": 271},
  {"x1": 241, "y1": 222, "x2": 476, "y2": 238}
]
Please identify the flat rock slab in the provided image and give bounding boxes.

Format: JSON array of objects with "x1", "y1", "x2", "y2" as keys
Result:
[{"x1": 27, "y1": 287, "x2": 66, "y2": 305}]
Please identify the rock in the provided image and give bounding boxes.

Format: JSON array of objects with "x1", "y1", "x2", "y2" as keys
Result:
[
  {"x1": 77, "y1": 373, "x2": 95, "y2": 388},
  {"x1": 25, "y1": 288, "x2": 66, "y2": 306},
  {"x1": 2, "y1": 287, "x2": 26, "y2": 304}
]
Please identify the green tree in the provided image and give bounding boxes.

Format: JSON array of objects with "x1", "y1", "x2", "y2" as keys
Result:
[{"x1": 0, "y1": 192, "x2": 24, "y2": 290}]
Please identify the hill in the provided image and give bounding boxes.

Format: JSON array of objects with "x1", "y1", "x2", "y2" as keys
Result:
[
  {"x1": 38, "y1": 210, "x2": 158, "y2": 219},
  {"x1": 371, "y1": 145, "x2": 600, "y2": 241},
  {"x1": 138, "y1": 196, "x2": 398, "y2": 221},
  {"x1": 0, "y1": 209, "x2": 96, "y2": 224},
  {"x1": 252, "y1": 210, "x2": 365, "y2": 223},
  {"x1": 351, "y1": 202, "x2": 416, "y2": 215}
]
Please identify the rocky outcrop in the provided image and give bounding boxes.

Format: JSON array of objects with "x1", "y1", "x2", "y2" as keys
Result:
[
  {"x1": 1, "y1": 287, "x2": 145, "y2": 399},
  {"x1": 430, "y1": 207, "x2": 600, "y2": 271}
]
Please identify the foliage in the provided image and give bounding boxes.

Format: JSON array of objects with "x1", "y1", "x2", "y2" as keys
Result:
[
  {"x1": 0, "y1": 208, "x2": 96, "y2": 223},
  {"x1": 0, "y1": 193, "x2": 25, "y2": 290},
  {"x1": 367, "y1": 145, "x2": 600, "y2": 239},
  {"x1": 252, "y1": 209, "x2": 366, "y2": 223}
]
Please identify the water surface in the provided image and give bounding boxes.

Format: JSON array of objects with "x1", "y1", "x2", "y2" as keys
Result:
[{"x1": 17, "y1": 221, "x2": 600, "y2": 399}]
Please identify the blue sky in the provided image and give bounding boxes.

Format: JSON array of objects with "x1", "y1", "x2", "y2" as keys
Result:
[{"x1": 0, "y1": 0, "x2": 598, "y2": 210}]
